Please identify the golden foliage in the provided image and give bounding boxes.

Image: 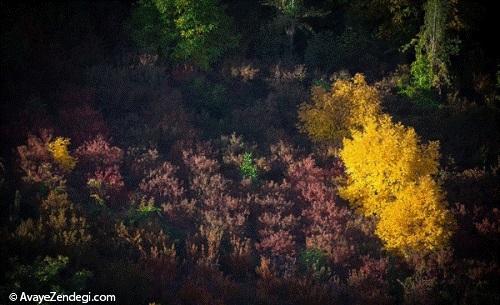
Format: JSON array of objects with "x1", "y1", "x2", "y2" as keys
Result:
[
  {"x1": 298, "y1": 71, "x2": 454, "y2": 256},
  {"x1": 339, "y1": 115, "x2": 440, "y2": 216},
  {"x1": 298, "y1": 73, "x2": 381, "y2": 146},
  {"x1": 47, "y1": 137, "x2": 77, "y2": 171},
  {"x1": 375, "y1": 176, "x2": 455, "y2": 256},
  {"x1": 339, "y1": 114, "x2": 454, "y2": 255}
]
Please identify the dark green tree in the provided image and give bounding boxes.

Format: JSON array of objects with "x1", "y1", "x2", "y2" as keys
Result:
[
  {"x1": 130, "y1": 0, "x2": 238, "y2": 69},
  {"x1": 410, "y1": 0, "x2": 460, "y2": 92},
  {"x1": 263, "y1": 0, "x2": 327, "y2": 57}
]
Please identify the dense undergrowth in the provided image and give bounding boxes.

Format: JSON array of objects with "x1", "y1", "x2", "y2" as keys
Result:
[{"x1": 1, "y1": 1, "x2": 499, "y2": 304}]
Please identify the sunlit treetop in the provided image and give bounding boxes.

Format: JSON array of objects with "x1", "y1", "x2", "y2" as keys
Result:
[
  {"x1": 339, "y1": 114, "x2": 454, "y2": 256},
  {"x1": 298, "y1": 73, "x2": 381, "y2": 147},
  {"x1": 375, "y1": 176, "x2": 455, "y2": 256},
  {"x1": 339, "y1": 114, "x2": 440, "y2": 216}
]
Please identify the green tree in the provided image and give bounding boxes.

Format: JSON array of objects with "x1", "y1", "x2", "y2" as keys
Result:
[
  {"x1": 130, "y1": 0, "x2": 238, "y2": 69},
  {"x1": 263, "y1": 0, "x2": 327, "y2": 56},
  {"x1": 130, "y1": 0, "x2": 177, "y2": 56},
  {"x1": 410, "y1": 0, "x2": 460, "y2": 92}
]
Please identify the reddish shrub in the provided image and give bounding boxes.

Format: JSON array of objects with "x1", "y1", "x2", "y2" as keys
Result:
[
  {"x1": 287, "y1": 156, "x2": 354, "y2": 264},
  {"x1": 138, "y1": 161, "x2": 195, "y2": 229},
  {"x1": 347, "y1": 256, "x2": 392, "y2": 305},
  {"x1": 17, "y1": 130, "x2": 66, "y2": 189},
  {"x1": 255, "y1": 180, "x2": 299, "y2": 276},
  {"x1": 75, "y1": 135, "x2": 123, "y2": 171},
  {"x1": 87, "y1": 165, "x2": 125, "y2": 206},
  {"x1": 139, "y1": 162, "x2": 184, "y2": 204},
  {"x1": 183, "y1": 149, "x2": 250, "y2": 267}
]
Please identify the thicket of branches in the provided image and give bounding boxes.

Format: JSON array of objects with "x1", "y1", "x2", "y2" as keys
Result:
[{"x1": 1, "y1": 1, "x2": 499, "y2": 304}]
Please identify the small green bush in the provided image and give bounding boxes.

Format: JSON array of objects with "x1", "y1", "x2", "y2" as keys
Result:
[
  {"x1": 299, "y1": 248, "x2": 330, "y2": 279},
  {"x1": 240, "y1": 152, "x2": 258, "y2": 181}
]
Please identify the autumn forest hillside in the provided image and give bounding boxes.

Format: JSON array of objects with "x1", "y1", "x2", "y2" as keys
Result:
[{"x1": 1, "y1": 1, "x2": 499, "y2": 304}]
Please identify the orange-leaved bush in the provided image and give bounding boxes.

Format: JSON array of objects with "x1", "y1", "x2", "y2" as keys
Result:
[
  {"x1": 298, "y1": 73, "x2": 381, "y2": 147},
  {"x1": 339, "y1": 114, "x2": 454, "y2": 255},
  {"x1": 47, "y1": 137, "x2": 76, "y2": 171}
]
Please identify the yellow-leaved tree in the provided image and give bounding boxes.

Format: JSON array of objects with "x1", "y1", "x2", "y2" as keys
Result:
[
  {"x1": 47, "y1": 137, "x2": 77, "y2": 171},
  {"x1": 375, "y1": 176, "x2": 455, "y2": 256},
  {"x1": 298, "y1": 73, "x2": 381, "y2": 147},
  {"x1": 339, "y1": 115, "x2": 440, "y2": 216},
  {"x1": 298, "y1": 72, "x2": 454, "y2": 256},
  {"x1": 339, "y1": 114, "x2": 454, "y2": 256}
]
